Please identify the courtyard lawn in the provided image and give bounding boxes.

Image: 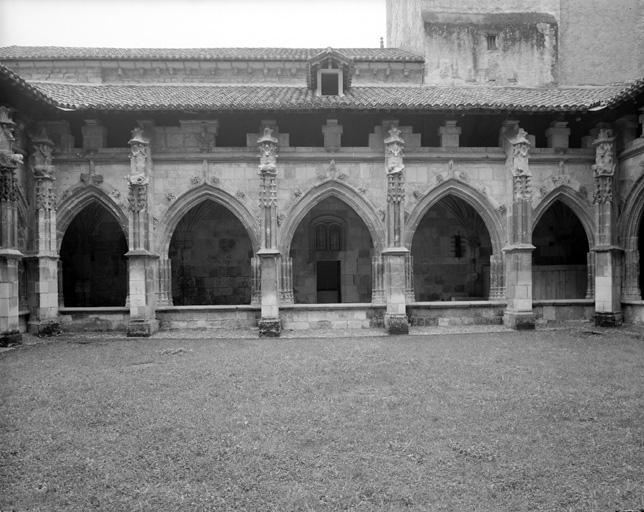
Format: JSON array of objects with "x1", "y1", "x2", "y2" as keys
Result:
[{"x1": 1, "y1": 329, "x2": 643, "y2": 512}]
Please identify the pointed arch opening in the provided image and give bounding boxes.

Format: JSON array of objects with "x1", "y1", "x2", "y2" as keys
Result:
[
  {"x1": 289, "y1": 196, "x2": 374, "y2": 304},
  {"x1": 532, "y1": 200, "x2": 589, "y2": 299},
  {"x1": 411, "y1": 195, "x2": 493, "y2": 301},
  {"x1": 60, "y1": 203, "x2": 128, "y2": 307},
  {"x1": 169, "y1": 200, "x2": 254, "y2": 306}
]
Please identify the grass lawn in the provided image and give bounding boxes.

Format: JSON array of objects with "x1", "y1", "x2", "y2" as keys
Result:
[{"x1": 1, "y1": 328, "x2": 643, "y2": 511}]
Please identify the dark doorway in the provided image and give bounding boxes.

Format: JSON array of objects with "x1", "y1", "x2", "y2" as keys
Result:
[
  {"x1": 60, "y1": 203, "x2": 128, "y2": 307},
  {"x1": 317, "y1": 261, "x2": 341, "y2": 303}
]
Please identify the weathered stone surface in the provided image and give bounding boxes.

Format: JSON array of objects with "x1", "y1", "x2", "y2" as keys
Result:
[{"x1": 259, "y1": 318, "x2": 281, "y2": 337}]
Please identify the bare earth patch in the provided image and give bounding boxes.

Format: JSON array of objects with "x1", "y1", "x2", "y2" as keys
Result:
[{"x1": 1, "y1": 326, "x2": 643, "y2": 511}]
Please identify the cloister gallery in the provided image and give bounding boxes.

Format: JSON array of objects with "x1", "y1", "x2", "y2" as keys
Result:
[{"x1": 1, "y1": 1, "x2": 644, "y2": 340}]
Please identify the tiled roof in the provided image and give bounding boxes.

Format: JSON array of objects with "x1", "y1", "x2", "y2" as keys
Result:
[
  {"x1": 602, "y1": 77, "x2": 644, "y2": 108},
  {"x1": 0, "y1": 64, "x2": 57, "y2": 107},
  {"x1": 0, "y1": 46, "x2": 424, "y2": 62},
  {"x1": 27, "y1": 82, "x2": 626, "y2": 112}
]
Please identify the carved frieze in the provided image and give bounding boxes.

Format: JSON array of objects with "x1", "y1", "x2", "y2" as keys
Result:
[
  {"x1": 35, "y1": 179, "x2": 56, "y2": 211},
  {"x1": 592, "y1": 175, "x2": 612, "y2": 204},
  {"x1": 387, "y1": 173, "x2": 405, "y2": 203},
  {"x1": 0, "y1": 168, "x2": 18, "y2": 202},
  {"x1": 127, "y1": 184, "x2": 148, "y2": 212},
  {"x1": 551, "y1": 175, "x2": 570, "y2": 187},
  {"x1": 258, "y1": 176, "x2": 277, "y2": 207},
  {"x1": 80, "y1": 173, "x2": 104, "y2": 185},
  {"x1": 513, "y1": 175, "x2": 532, "y2": 201}
]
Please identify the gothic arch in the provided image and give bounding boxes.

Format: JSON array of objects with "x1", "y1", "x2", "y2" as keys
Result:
[
  {"x1": 619, "y1": 173, "x2": 644, "y2": 250},
  {"x1": 533, "y1": 187, "x2": 595, "y2": 248},
  {"x1": 155, "y1": 183, "x2": 260, "y2": 256},
  {"x1": 278, "y1": 180, "x2": 385, "y2": 254},
  {"x1": 405, "y1": 179, "x2": 506, "y2": 256},
  {"x1": 57, "y1": 186, "x2": 128, "y2": 252}
]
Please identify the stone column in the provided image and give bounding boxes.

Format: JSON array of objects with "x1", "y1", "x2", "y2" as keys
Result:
[
  {"x1": 382, "y1": 124, "x2": 409, "y2": 334},
  {"x1": 125, "y1": 126, "x2": 159, "y2": 336},
  {"x1": 257, "y1": 126, "x2": 281, "y2": 337},
  {"x1": 156, "y1": 257, "x2": 172, "y2": 306},
  {"x1": 591, "y1": 128, "x2": 623, "y2": 326},
  {"x1": 546, "y1": 121, "x2": 570, "y2": 149},
  {"x1": 0, "y1": 107, "x2": 23, "y2": 345},
  {"x1": 438, "y1": 119, "x2": 461, "y2": 148},
  {"x1": 488, "y1": 253, "x2": 505, "y2": 300},
  {"x1": 502, "y1": 125, "x2": 535, "y2": 329},
  {"x1": 24, "y1": 125, "x2": 60, "y2": 335},
  {"x1": 622, "y1": 249, "x2": 640, "y2": 300},
  {"x1": 371, "y1": 254, "x2": 385, "y2": 304},
  {"x1": 322, "y1": 119, "x2": 343, "y2": 152},
  {"x1": 586, "y1": 252, "x2": 596, "y2": 299},
  {"x1": 278, "y1": 255, "x2": 294, "y2": 304}
]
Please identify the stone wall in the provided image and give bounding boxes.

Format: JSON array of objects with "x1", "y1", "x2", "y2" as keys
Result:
[
  {"x1": 169, "y1": 202, "x2": 253, "y2": 306},
  {"x1": 422, "y1": 12, "x2": 558, "y2": 86},
  {"x1": 559, "y1": 0, "x2": 644, "y2": 85},
  {"x1": 290, "y1": 196, "x2": 374, "y2": 304}
]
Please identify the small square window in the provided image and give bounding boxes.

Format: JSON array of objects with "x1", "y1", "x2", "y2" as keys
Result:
[
  {"x1": 321, "y1": 73, "x2": 340, "y2": 95},
  {"x1": 486, "y1": 34, "x2": 498, "y2": 51}
]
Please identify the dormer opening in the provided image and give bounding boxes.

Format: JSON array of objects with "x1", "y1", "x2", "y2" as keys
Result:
[{"x1": 308, "y1": 48, "x2": 354, "y2": 97}]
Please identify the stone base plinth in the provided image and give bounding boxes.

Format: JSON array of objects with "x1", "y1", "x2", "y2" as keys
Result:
[
  {"x1": 503, "y1": 310, "x2": 535, "y2": 330},
  {"x1": 385, "y1": 313, "x2": 409, "y2": 334},
  {"x1": 127, "y1": 319, "x2": 159, "y2": 337},
  {"x1": 594, "y1": 311, "x2": 623, "y2": 327},
  {"x1": 0, "y1": 330, "x2": 21, "y2": 346},
  {"x1": 28, "y1": 320, "x2": 61, "y2": 337},
  {"x1": 259, "y1": 317, "x2": 281, "y2": 337}
]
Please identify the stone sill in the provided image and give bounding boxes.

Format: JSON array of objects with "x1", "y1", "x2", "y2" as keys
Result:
[
  {"x1": 19, "y1": 309, "x2": 30, "y2": 317},
  {"x1": 621, "y1": 300, "x2": 644, "y2": 305},
  {"x1": 532, "y1": 299, "x2": 594, "y2": 306},
  {"x1": 157, "y1": 305, "x2": 259, "y2": 312},
  {"x1": 409, "y1": 301, "x2": 506, "y2": 308},
  {"x1": 60, "y1": 307, "x2": 129, "y2": 313},
  {"x1": 280, "y1": 303, "x2": 384, "y2": 310}
]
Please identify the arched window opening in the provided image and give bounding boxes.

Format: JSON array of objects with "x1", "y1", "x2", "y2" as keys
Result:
[
  {"x1": 532, "y1": 201, "x2": 589, "y2": 299},
  {"x1": 60, "y1": 203, "x2": 128, "y2": 307},
  {"x1": 169, "y1": 201, "x2": 253, "y2": 306},
  {"x1": 411, "y1": 196, "x2": 492, "y2": 301},
  {"x1": 290, "y1": 199, "x2": 372, "y2": 304}
]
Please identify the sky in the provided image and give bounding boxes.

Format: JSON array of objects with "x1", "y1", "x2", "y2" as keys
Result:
[{"x1": 0, "y1": 0, "x2": 387, "y2": 48}]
